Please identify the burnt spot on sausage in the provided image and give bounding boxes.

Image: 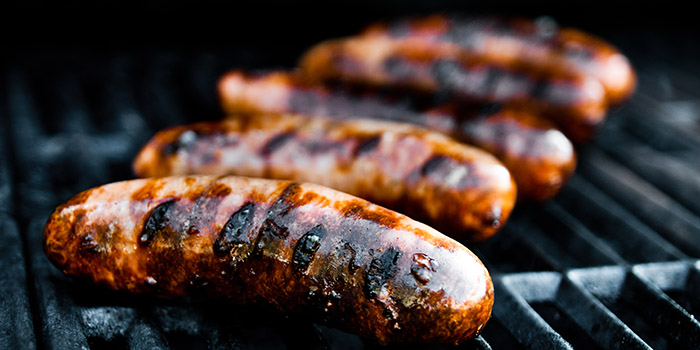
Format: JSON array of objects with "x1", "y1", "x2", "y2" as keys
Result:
[
  {"x1": 139, "y1": 200, "x2": 176, "y2": 246},
  {"x1": 268, "y1": 183, "x2": 302, "y2": 217},
  {"x1": 411, "y1": 253, "x2": 437, "y2": 285},
  {"x1": 430, "y1": 60, "x2": 462, "y2": 89},
  {"x1": 354, "y1": 136, "x2": 381, "y2": 157},
  {"x1": 482, "y1": 67, "x2": 506, "y2": 96},
  {"x1": 79, "y1": 232, "x2": 100, "y2": 254},
  {"x1": 213, "y1": 203, "x2": 255, "y2": 256},
  {"x1": 421, "y1": 155, "x2": 449, "y2": 176},
  {"x1": 205, "y1": 183, "x2": 232, "y2": 198},
  {"x1": 341, "y1": 243, "x2": 360, "y2": 274},
  {"x1": 476, "y1": 103, "x2": 503, "y2": 116},
  {"x1": 365, "y1": 247, "x2": 402, "y2": 300},
  {"x1": 131, "y1": 180, "x2": 165, "y2": 202},
  {"x1": 261, "y1": 132, "x2": 295, "y2": 156},
  {"x1": 292, "y1": 225, "x2": 325, "y2": 273},
  {"x1": 383, "y1": 57, "x2": 416, "y2": 80},
  {"x1": 162, "y1": 130, "x2": 199, "y2": 156},
  {"x1": 260, "y1": 219, "x2": 289, "y2": 239}
]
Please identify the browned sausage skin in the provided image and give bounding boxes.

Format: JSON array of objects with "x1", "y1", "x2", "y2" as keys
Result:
[
  {"x1": 218, "y1": 70, "x2": 575, "y2": 201},
  {"x1": 43, "y1": 176, "x2": 494, "y2": 344},
  {"x1": 134, "y1": 114, "x2": 516, "y2": 241},
  {"x1": 361, "y1": 14, "x2": 636, "y2": 106},
  {"x1": 299, "y1": 36, "x2": 607, "y2": 142}
]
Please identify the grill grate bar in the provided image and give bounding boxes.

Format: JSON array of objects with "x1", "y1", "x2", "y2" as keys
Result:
[
  {"x1": 569, "y1": 262, "x2": 700, "y2": 349},
  {"x1": 594, "y1": 125, "x2": 700, "y2": 217},
  {"x1": 492, "y1": 275, "x2": 573, "y2": 349},
  {"x1": 577, "y1": 147, "x2": 700, "y2": 257},
  {"x1": 554, "y1": 176, "x2": 687, "y2": 262},
  {"x1": 523, "y1": 203, "x2": 628, "y2": 268}
]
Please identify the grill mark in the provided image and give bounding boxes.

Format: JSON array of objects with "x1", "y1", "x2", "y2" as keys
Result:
[
  {"x1": 421, "y1": 155, "x2": 449, "y2": 176},
  {"x1": 365, "y1": 247, "x2": 402, "y2": 299},
  {"x1": 383, "y1": 57, "x2": 415, "y2": 80},
  {"x1": 139, "y1": 200, "x2": 176, "y2": 246},
  {"x1": 261, "y1": 132, "x2": 296, "y2": 156},
  {"x1": 430, "y1": 60, "x2": 462, "y2": 89},
  {"x1": 355, "y1": 136, "x2": 381, "y2": 157},
  {"x1": 213, "y1": 202, "x2": 256, "y2": 256},
  {"x1": 482, "y1": 68, "x2": 506, "y2": 96},
  {"x1": 260, "y1": 219, "x2": 289, "y2": 239},
  {"x1": 292, "y1": 225, "x2": 325, "y2": 273},
  {"x1": 268, "y1": 183, "x2": 302, "y2": 217},
  {"x1": 162, "y1": 130, "x2": 199, "y2": 156},
  {"x1": 477, "y1": 103, "x2": 503, "y2": 116}
]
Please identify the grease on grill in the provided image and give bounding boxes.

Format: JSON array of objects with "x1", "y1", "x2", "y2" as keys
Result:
[
  {"x1": 292, "y1": 225, "x2": 325, "y2": 273},
  {"x1": 365, "y1": 247, "x2": 402, "y2": 299},
  {"x1": 410, "y1": 253, "x2": 437, "y2": 284},
  {"x1": 213, "y1": 203, "x2": 255, "y2": 255},
  {"x1": 261, "y1": 132, "x2": 295, "y2": 156},
  {"x1": 139, "y1": 200, "x2": 176, "y2": 246}
]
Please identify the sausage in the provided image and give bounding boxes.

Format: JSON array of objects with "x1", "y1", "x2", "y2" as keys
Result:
[
  {"x1": 218, "y1": 70, "x2": 576, "y2": 201},
  {"x1": 361, "y1": 14, "x2": 636, "y2": 106},
  {"x1": 43, "y1": 175, "x2": 494, "y2": 344},
  {"x1": 133, "y1": 114, "x2": 517, "y2": 241},
  {"x1": 299, "y1": 35, "x2": 607, "y2": 142}
]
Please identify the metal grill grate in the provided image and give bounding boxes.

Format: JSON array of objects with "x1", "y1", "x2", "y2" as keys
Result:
[{"x1": 2, "y1": 34, "x2": 700, "y2": 348}]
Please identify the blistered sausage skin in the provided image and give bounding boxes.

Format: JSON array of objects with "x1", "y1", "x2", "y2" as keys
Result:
[
  {"x1": 362, "y1": 14, "x2": 636, "y2": 105},
  {"x1": 43, "y1": 176, "x2": 493, "y2": 344},
  {"x1": 134, "y1": 114, "x2": 516, "y2": 241},
  {"x1": 299, "y1": 35, "x2": 607, "y2": 142},
  {"x1": 218, "y1": 70, "x2": 575, "y2": 201}
]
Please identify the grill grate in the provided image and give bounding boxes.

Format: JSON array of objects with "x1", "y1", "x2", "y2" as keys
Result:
[{"x1": 2, "y1": 35, "x2": 700, "y2": 349}]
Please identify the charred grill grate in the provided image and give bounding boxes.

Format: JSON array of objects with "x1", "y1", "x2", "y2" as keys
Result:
[{"x1": 2, "y1": 32, "x2": 700, "y2": 349}]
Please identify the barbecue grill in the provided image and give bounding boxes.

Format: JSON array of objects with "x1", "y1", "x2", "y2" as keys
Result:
[{"x1": 2, "y1": 6, "x2": 700, "y2": 349}]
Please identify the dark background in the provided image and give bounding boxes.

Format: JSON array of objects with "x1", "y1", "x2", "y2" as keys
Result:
[{"x1": 3, "y1": 1, "x2": 699, "y2": 51}]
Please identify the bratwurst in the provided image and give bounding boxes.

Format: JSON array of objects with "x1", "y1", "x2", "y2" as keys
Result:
[
  {"x1": 218, "y1": 70, "x2": 576, "y2": 201},
  {"x1": 299, "y1": 35, "x2": 607, "y2": 142},
  {"x1": 133, "y1": 114, "x2": 517, "y2": 241},
  {"x1": 361, "y1": 14, "x2": 636, "y2": 105},
  {"x1": 43, "y1": 176, "x2": 494, "y2": 344}
]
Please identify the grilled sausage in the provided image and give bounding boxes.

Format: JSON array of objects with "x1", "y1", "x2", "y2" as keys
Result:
[
  {"x1": 218, "y1": 70, "x2": 576, "y2": 201},
  {"x1": 299, "y1": 35, "x2": 607, "y2": 142},
  {"x1": 362, "y1": 14, "x2": 636, "y2": 105},
  {"x1": 43, "y1": 176, "x2": 494, "y2": 344},
  {"x1": 133, "y1": 114, "x2": 517, "y2": 241}
]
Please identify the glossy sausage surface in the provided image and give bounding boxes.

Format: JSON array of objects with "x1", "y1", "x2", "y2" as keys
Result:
[
  {"x1": 43, "y1": 176, "x2": 493, "y2": 344},
  {"x1": 134, "y1": 114, "x2": 517, "y2": 241},
  {"x1": 219, "y1": 70, "x2": 575, "y2": 201},
  {"x1": 362, "y1": 14, "x2": 636, "y2": 105},
  {"x1": 299, "y1": 36, "x2": 607, "y2": 142}
]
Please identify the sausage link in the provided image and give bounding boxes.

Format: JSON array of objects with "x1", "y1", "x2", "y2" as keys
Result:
[
  {"x1": 218, "y1": 70, "x2": 575, "y2": 201},
  {"x1": 299, "y1": 36, "x2": 607, "y2": 142},
  {"x1": 43, "y1": 176, "x2": 493, "y2": 344},
  {"x1": 133, "y1": 114, "x2": 516, "y2": 241},
  {"x1": 361, "y1": 14, "x2": 636, "y2": 106}
]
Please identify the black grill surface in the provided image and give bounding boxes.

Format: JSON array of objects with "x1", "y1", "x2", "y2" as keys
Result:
[{"x1": 2, "y1": 29, "x2": 700, "y2": 349}]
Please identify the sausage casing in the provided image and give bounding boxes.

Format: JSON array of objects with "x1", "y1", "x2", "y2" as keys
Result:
[
  {"x1": 362, "y1": 14, "x2": 636, "y2": 105},
  {"x1": 299, "y1": 35, "x2": 607, "y2": 142},
  {"x1": 43, "y1": 176, "x2": 494, "y2": 344},
  {"x1": 218, "y1": 70, "x2": 575, "y2": 201},
  {"x1": 133, "y1": 114, "x2": 517, "y2": 241}
]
